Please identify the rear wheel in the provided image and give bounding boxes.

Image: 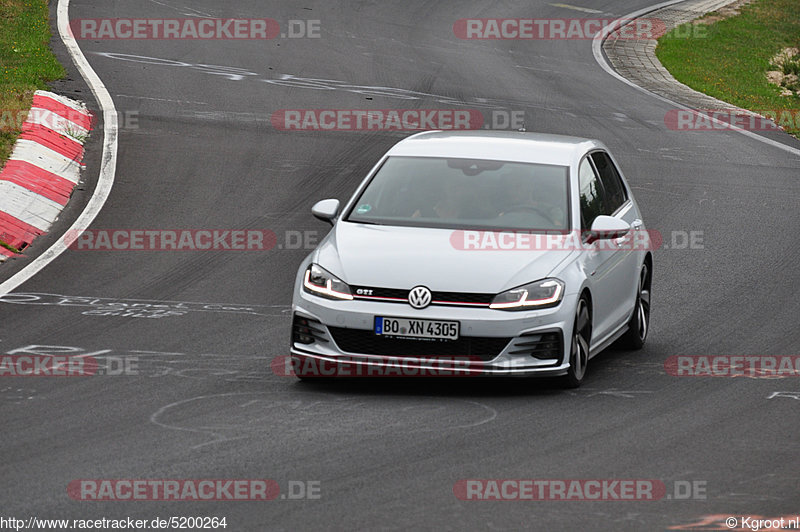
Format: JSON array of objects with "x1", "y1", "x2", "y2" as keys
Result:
[
  {"x1": 620, "y1": 263, "x2": 651, "y2": 349},
  {"x1": 563, "y1": 296, "x2": 591, "y2": 388}
]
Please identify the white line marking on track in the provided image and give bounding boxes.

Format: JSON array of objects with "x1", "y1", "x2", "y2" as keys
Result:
[
  {"x1": 116, "y1": 94, "x2": 209, "y2": 105},
  {"x1": 514, "y1": 65, "x2": 558, "y2": 73},
  {"x1": 549, "y1": 3, "x2": 604, "y2": 13},
  {"x1": 0, "y1": 0, "x2": 118, "y2": 296},
  {"x1": 0, "y1": 292, "x2": 289, "y2": 317},
  {"x1": 151, "y1": 392, "x2": 289, "y2": 449},
  {"x1": 767, "y1": 392, "x2": 800, "y2": 400},
  {"x1": 147, "y1": 0, "x2": 214, "y2": 18}
]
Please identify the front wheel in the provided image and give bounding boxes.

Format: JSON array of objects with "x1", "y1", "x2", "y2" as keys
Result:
[
  {"x1": 563, "y1": 295, "x2": 591, "y2": 388},
  {"x1": 619, "y1": 263, "x2": 651, "y2": 349}
]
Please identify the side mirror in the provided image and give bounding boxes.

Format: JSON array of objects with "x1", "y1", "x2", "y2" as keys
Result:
[
  {"x1": 586, "y1": 215, "x2": 630, "y2": 244},
  {"x1": 311, "y1": 199, "x2": 340, "y2": 225}
]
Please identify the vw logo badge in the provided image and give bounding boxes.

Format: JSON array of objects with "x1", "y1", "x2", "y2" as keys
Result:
[{"x1": 408, "y1": 286, "x2": 432, "y2": 309}]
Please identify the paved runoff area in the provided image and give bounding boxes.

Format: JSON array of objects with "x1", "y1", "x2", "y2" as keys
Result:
[{"x1": 603, "y1": 0, "x2": 746, "y2": 111}]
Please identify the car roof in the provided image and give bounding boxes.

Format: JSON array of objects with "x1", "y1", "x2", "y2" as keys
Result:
[{"x1": 386, "y1": 130, "x2": 603, "y2": 166}]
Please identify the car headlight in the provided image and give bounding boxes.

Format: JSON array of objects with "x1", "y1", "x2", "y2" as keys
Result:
[
  {"x1": 489, "y1": 278, "x2": 564, "y2": 310},
  {"x1": 303, "y1": 264, "x2": 353, "y2": 300}
]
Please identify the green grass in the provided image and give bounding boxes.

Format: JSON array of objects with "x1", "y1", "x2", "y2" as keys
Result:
[
  {"x1": 655, "y1": 0, "x2": 800, "y2": 136},
  {"x1": 0, "y1": 0, "x2": 66, "y2": 254},
  {"x1": 0, "y1": 240, "x2": 21, "y2": 254},
  {"x1": 0, "y1": 0, "x2": 66, "y2": 163}
]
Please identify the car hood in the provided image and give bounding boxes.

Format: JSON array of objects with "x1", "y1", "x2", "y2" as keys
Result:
[{"x1": 315, "y1": 222, "x2": 575, "y2": 293}]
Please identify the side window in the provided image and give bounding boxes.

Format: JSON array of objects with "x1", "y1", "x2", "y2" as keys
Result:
[
  {"x1": 578, "y1": 158, "x2": 607, "y2": 231},
  {"x1": 590, "y1": 151, "x2": 628, "y2": 214}
]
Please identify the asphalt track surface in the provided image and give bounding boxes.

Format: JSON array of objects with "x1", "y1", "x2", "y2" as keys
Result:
[{"x1": 2, "y1": 1, "x2": 800, "y2": 530}]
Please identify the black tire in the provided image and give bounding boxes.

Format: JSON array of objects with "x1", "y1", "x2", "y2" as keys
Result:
[
  {"x1": 563, "y1": 295, "x2": 591, "y2": 388},
  {"x1": 619, "y1": 263, "x2": 651, "y2": 350}
]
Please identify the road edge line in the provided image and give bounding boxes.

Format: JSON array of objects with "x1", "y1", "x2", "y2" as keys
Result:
[
  {"x1": 0, "y1": 0, "x2": 118, "y2": 295},
  {"x1": 591, "y1": 0, "x2": 800, "y2": 158}
]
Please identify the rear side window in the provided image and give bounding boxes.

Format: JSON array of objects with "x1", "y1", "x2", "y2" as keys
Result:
[
  {"x1": 590, "y1": 151, "x2": 628, "y2": 214},
  {"x1": 578, "y1": 158, "x2": 607, "y2": 231}
]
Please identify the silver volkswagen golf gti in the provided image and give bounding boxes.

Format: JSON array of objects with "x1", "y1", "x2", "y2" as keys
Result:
[{"x1": 290, "y1": 131, "x2": 652, "y2": 386}]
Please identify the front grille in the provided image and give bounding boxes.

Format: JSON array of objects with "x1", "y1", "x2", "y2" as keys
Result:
[
  {"x1": 431, "y1": 291, "x2": 493, "y2": 305},
  {"x1": 327, "y1": 327, "x2": 510, "y2": 362},
  {"x1": 352, "y1": 287, "x2": 407, "y2": 300},
  {"x1": 351, "y1": 286, "x2": 494, "y2": 307},
  {"x1": 292, "y1": 315, "x2": 329, "y2": 345},
  {"x1": 507, "y1": 331, "x2": 562, "y2": 360}
]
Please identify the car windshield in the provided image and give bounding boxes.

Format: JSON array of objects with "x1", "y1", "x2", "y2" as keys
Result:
[{"x1": 345, "y1": 156, "x2": 570, "y2": 231}]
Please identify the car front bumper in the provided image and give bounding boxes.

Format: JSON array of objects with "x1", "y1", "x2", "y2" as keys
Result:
[{"x1": 289, "y1": 291, "x2": 578, "y2": 377}]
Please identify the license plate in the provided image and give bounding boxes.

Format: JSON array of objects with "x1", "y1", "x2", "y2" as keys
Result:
[{"x1": 374, "y1": 317, "x2": 459, "y2": 340}]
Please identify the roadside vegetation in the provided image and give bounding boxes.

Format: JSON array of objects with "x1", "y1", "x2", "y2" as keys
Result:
[
  {"x1": 655, "y1": 0, "x2": 800, "y2": 136},
  {"x1": 0, "y1": 0, "x2": 66, "y2": 253},
  {"x1": 0, "y1": 0, "x2": 66, "y2": 163}
]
